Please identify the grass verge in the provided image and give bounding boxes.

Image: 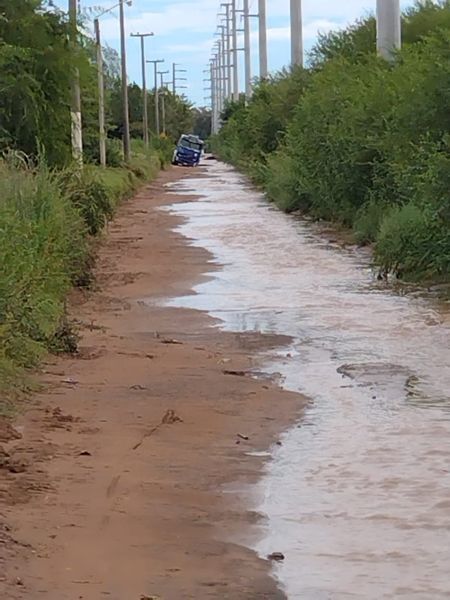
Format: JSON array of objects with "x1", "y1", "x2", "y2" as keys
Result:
[{"x1": 0, "y1": 145, "x2": 162, "y2": 415}]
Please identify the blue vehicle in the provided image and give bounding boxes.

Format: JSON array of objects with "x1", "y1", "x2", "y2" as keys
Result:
[{"x1": 172, "y1": 134, "x2": 204, "y2": 167}]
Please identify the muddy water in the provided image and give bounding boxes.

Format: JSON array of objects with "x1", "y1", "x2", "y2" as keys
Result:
[{"x1": 165, "y1": 162, "x2": 450, "y2": 599}]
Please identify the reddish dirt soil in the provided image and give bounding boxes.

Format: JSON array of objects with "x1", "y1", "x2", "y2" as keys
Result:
[{"x1": 0, "y1": 166, "x2": 305, "y2": 599}]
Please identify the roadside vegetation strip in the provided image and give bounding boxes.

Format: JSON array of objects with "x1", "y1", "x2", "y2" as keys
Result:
[
  {"x1": 213, "y1": 1, "x2": 450, "y2": 282},
  {"x1": 0, "y1": 1, "x2": 190, "y2": 415},
  {"x1": 0, "y1": 145, "x2": 162, "y2": 415}
]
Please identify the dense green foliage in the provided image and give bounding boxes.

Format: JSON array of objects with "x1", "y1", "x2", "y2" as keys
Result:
[
  {"x1": 0, "y1": 148, "x2": 159, "y2": 409},
  {"x1": 0, "y1": 0, "x2": 75, "y2": 163},
  {"x1": 0, "y1": 0, "x2": 195, "y2": 165},
  {"x1": 214, "y1": 1, "x2": 450, "y2": 281},
  {"x1": 0, "y1": 1, "x2": 187, "y2": 408}
]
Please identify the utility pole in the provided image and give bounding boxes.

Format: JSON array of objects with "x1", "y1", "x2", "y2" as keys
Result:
[
  {"x1": 231, "y1": 0, "x2": 239, "y2": 101},
  {"x1": 119, "y1": 0, "x2": 131, "y2": 161},
  {"x1": 158, "y1": 70, "x2": 170, "y2": 135},
  {"x1": 220, "y1": 40, "x2": 226, "y2": 110},
  {"x1": 147, "y1": 59, "x2": 164, "y2": 136},
  {"x1": 215, "y1": 55, "x2": 222, "y2": 130},
  {"x1": 172, "y1": 63, "x2": 188, "y2": 95},
  {"x1": 210, "y1": 59, "x2": 218, "y2": 133},
  {"x1": 376, "y1": 0, "x2": 401, "y2": 61},
  {"x1": 203, "y1": 67, "x2": 212, "y2": 132},
  {"x1": 220, "y1": 3, "x2": 232, "y2": 101},
  {"x1": 216, "y1": 41, "x2": 223, "y2": 115},
  {"x1": 243, "y1": 0, "x2": 252, "y2": 99},
  {"x1": 69, "y1": 0, "x2": 83, "y2": 164},
  {"x1": 210, "y1": 61, "x2": 217, "y2": 134},
  {"x1": 131, "y1": 32, "x2": 154, "y2": 148},
  {"x1": 94, "y1": 19, "x2": 106, "y2": 167},
  {"x1": 216, "y1": 25, "x2": 229, "y2": 102},
  {"x1": 290, "y1": 0, "x2": 303, "y2": 68},
  {"x1": 258, "y1": 0, "x2": 268, "y2": 78}
]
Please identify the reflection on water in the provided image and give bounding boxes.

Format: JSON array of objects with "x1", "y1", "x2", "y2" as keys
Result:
[{"x1": 165, "y1": 162, "x2": 450, "y2": 599}]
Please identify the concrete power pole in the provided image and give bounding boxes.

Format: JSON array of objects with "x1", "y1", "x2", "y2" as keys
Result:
[
  {"x1": 131, "y1": 33, "x2": 154, "y2": 148},
  {"x1": 258, "y1": 0, "x2": 268, "y2": 79},
  {"x1": 376, "y1": 0, "x2": 401, "y2": 60},
  {"x1": 221, "y1": 3, "x2": 232, "y2": 101},
  {"x1": 231, "y1": 0, "x2": 239, "y2": 101},
  {"x1": 217, "y1": 25, "x2": 228, "y2": 100},
  {"x1": 147, "y1": 59, "x2": 164, "y2": 136},
  {"x1": 243, "y1": 0, "x2": 252, "y2": 99},
  {"x1": 214, "y1": 57, "x2": 221, "y2": 131},
  {"x1": 219, "y1": 40, "x2": 226, "y2": 112},
  {"x1": 94, "y1": 19, "x2": 106, "y2": 167},
  {"x1": 69, "y1": 0, "x2": 83, "y2": 164},
  {"x1": 172, "y1": 63, "x2": 188, "y2": 95},
  {"x1": 119, "y1": 0, "x2": 131, "y2": 162},
  {"x1": 158, "y1": 71, "x2": 169, "y2": 135},
  {"x1": 290, "y1": 0, "x2": 303, "y2": 68},
  {"x1": 210, "y1": 61, "x2": 217, "y2": 134}
]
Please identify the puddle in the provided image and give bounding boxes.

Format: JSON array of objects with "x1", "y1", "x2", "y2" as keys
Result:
[{"x1": 165, "y1": 161, "x2": 450, "y2": 599}]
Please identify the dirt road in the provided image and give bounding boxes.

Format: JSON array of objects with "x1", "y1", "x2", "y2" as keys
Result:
[{"x1": 0, "y1": 166, "x2": 304, "y2": 599}]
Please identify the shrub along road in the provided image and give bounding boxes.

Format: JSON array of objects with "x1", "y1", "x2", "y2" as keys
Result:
[
  {"x1": 0, "y1": 166, "x2": 304, "y2": 599},
  {"x1": 213, "y1": 2, "x2": 450, "y2": 282}
]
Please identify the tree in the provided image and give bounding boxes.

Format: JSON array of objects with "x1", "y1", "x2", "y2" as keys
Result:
[
  {"x1": 0, "y1": 0, "x2": 76, "y2": 164},
  {"x1": 192, "y1": 107, "x2": 212, "y2": 140}
]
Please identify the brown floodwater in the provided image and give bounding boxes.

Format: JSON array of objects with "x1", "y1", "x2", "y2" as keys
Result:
[{"x1": 165, "y1": 161, "x2": 450, "y2": 599}]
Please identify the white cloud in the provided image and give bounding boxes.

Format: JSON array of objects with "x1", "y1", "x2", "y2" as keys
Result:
[
  {"x1": 77, "y1": 0, "x2": 417, "y2": 105},
  {"x1": 261, "y1": 19, "x2": 338, "y2": 43},
  {"x1": 99, "y1": 0, "x2": 219, "y2": 40}
]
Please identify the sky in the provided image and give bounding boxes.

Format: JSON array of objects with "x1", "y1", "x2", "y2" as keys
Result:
[{"x1": 54, "y1": 0, "x2": 417, "y2": 106}]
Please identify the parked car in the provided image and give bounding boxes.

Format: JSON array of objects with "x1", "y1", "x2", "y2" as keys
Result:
[{"x1": 172, "y1": 134, "x2": 204, "y2": 167}]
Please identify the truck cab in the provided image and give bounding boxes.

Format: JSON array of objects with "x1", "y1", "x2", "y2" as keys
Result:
[{"x1": 172, "y1": 134, "x2": 204, "y2": 167}]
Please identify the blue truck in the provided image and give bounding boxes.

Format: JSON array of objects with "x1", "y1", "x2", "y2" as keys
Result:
[{"x1": 172, "y1": 134, "x2": 204, "y2": 167}]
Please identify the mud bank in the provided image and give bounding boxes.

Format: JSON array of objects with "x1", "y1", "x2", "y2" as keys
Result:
[{"x1": 0, "y1": 167, "x2": 305, "y2": 599}]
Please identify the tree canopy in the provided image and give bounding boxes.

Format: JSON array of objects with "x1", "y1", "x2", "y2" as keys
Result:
[{"x1": 0, "y1": 0, "x2": 199, "y2": 166}]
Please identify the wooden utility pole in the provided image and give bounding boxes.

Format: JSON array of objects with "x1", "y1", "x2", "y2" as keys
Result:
[{"x1": 69, "y1": 0, "x2": 83, "y2": 164}]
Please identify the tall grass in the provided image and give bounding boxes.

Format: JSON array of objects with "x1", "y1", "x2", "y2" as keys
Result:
[
  {"x1": 0, "y1": 164, "x2": 87, "y2": 397},
  {"x1": 0, "y1": 145, "x2": 162, "y2": 412}
]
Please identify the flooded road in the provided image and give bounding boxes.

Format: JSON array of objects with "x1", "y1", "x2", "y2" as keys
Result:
[{"x1": 166, "y1": 162, "x2": 450, "y2": 599}]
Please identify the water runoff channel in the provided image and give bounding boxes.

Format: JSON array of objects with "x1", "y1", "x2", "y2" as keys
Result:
[{"x1": 164, "y1": 161, "x2": 450, "y2": 600}]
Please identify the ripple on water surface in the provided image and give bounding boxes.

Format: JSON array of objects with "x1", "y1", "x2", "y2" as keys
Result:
[{"x1": 165, "y1": 162, "x2": 450, "y2": 599}]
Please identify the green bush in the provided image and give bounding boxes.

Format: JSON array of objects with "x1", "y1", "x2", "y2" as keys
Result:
[
  {"x1": 148, "y1": 137, "x2": 175, "y2": 169},
  {"x1": 0, "y1": 143, "x2": 162, "y2": 409},
  {"x1": 375, "y1": 204, "x2": 450, "y2": 279},
  {"x1": 354, "y1": 200, "x2": 390, "y2": 244},
  {"x1": 60, "y1": 167, "x2": 116, "y2": 235},
  {"x1": 265, "y1": 151, "x2": 301, "y2": 213},
  {"x1": 0, "y1": 164, "x2": 87, "y2": 382},
  {"x1": 214, "y1": 1, "x2": 450, "y2": 282},
  {"x1": 106, "y1": 139, "x2": 124, "y2": 168}
]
